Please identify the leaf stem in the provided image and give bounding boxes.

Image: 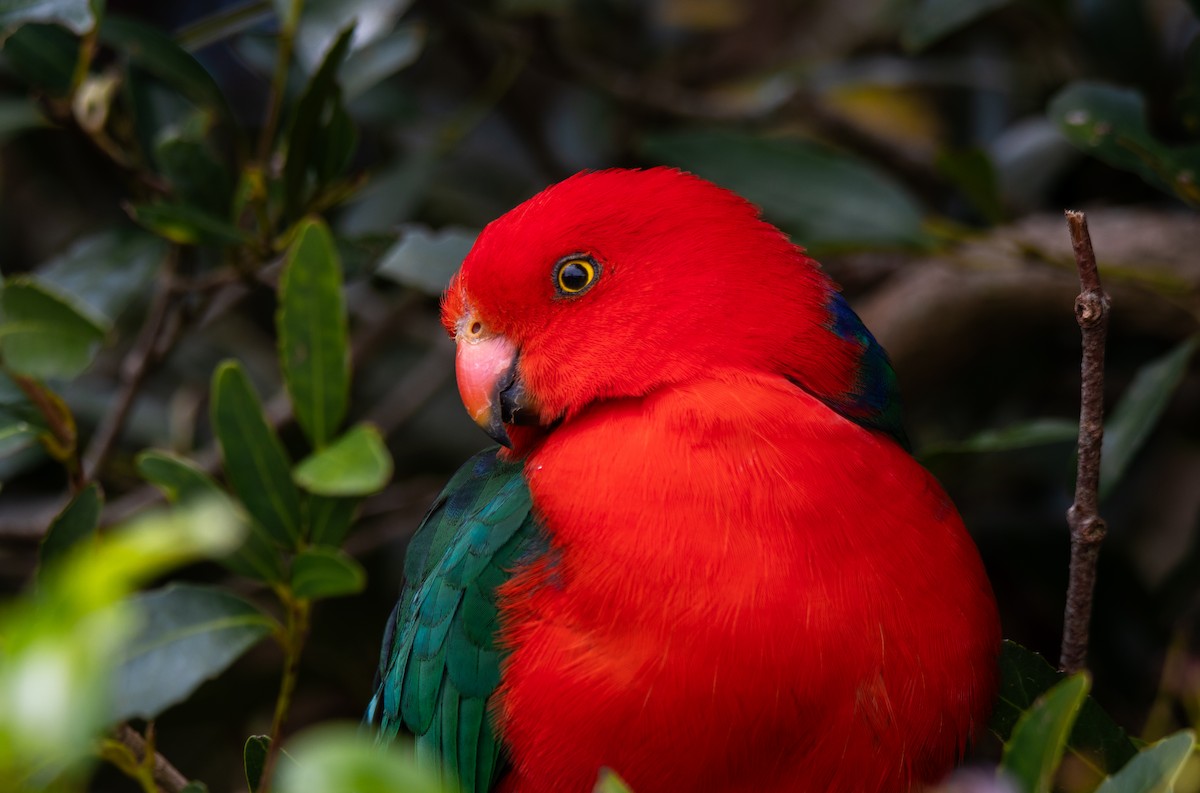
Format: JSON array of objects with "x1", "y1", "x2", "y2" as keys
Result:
[
  {"x1": 258, "y1": 591, "x2": 311, "y2": 792},
  {"x1": 1059, "y1": 210, "x2": 1111, "y2": 674},
  {"x1": 256, "y1": 0, "x2": 304, "y2": 168},
  {"x1": 114, "y1": 722, "x2": 190, "y2": 793}
]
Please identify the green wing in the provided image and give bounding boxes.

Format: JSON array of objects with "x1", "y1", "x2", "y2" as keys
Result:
[{"x1": 366, "y1": 447, "x2": 547, "y2": 793}]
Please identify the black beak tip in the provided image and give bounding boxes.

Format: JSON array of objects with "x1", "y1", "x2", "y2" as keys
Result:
[{"x1": 484, "y1": 416, "x2": 513, "y2": 449}]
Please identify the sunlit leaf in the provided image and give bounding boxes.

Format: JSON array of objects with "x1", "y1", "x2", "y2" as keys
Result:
[
  {"x1": 1100, "y1": 336, "x2": 1197, "y2": 499},
  {"x1": 290, "y1": 547, "x2": 365, "y2": 600},
  {"x1": 594, "y1": 769, "x2": 635, "y2": 793},
  {"x1": 211, "y1": 361, "x2": 303, "y2": 548},
  {"x1": 1001, "y1": 673, "x2": 1090, "y2": 793},
  {"x1": 375, "y1": 224, "x2": 476, "y2": 295},
  {"x1": 901, "y1": 0, "x2": 1013, "y2": 52},
  {"x1": 278, "y1": 218, "x2": 349, "y2": 449},
  {"x1": 0, "y1": 0, "x2": 93, "y2": 38},
  {"x1": 0, "y1": 277, "x2": 106, "y2": 379},
  {"x1": 38, "y1": 483, "x2": 101, "y2": 581},
  {"x1": 641, "y1": 129, "x2": 928, "y2": 251},
  {"x1": 294, "y1": 423, "x2": 392, "y2": 497},
  {"x1": 111, "y1": 584, "x2": 276, "y2": 721},
  {"x1": 276, "y1": 725, "x2": 450, "y2": 793}
]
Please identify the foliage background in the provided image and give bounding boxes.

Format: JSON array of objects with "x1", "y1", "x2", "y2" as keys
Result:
[{"x1": 0, "y1": 0, "x2": 1198, "y2": 790}]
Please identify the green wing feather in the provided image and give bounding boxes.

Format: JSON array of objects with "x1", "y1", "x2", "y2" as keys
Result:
[{"x1": 366, "y1": 447, "x2": 547, "y2": 793}]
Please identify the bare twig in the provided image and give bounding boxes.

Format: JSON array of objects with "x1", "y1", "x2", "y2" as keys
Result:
[
  {"x1": 258, "y1": 597, "x2": 311, "y2": 793},
  {"x1": 1059, "y1": 210, "x2": 1111, "y2": 674},
  {"x1": 115, "y1": 722, "x2": 190, "y2": 793}
]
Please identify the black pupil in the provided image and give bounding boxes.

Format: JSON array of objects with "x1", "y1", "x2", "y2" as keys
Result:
[{"x1": 561, "y1": 262, "x2": 590, "y2": 291}]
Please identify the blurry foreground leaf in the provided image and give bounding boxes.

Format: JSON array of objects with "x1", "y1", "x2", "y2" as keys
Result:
[
  {"x1": 0, "y1": 277, "x2": 106, "y2": 379},
  {"x1": 595, "y1": 769, "x2": 635, "y2": 793},
  {"x1": 112, "y1": 584, "x2": 276, "y2": 722},
  {"x1": 1001, "y1": 673, "x2": 1090, "y2": 793},
  {"x1": 38, "y1": 482, "x2": 101, "y2": 580},
  {"x1": 1094, "y1": 730, "x2": 1195, "y2": 793},
  {"x1": 641, "y1": 130, "x2": 927, "y2": 251},
  {"x1": 1100, "y1": 336, "x2": 1197, "y2": 500},
  {"x1": 1, "y1": 22, "x2": 78, "y2": 95},
  {"x1": 375, "y1": 224, "x2": 477, "y2": 295},
  {"x1": 291, "y1": 547, "x2": 366, "y2": 600},
  {"x1": 901, "y1": 0, "x2": 1013, "y2": 52},
  {"x1": 294, "y1": 423, "x2": 392, "y2": 497},
  {"x1": 245, "y1": 735, "x2": 270, "y2": 793},
  {"x1": 277, "y1": 724, "x2": 449, "y2": 793},
  {"x1": 0, "y1": 0, "x2": 93, "y2": 38}
]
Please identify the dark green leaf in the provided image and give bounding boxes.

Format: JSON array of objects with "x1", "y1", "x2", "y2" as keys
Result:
[
  {"x1": 0, "y1": 0, "x2": 93, "y2": 38},
  {"x1": 245, "y1": 735, "x2": 270, "y2": 793},
  {"x1": 0, "y1": 277, "x2": 106, "y2": 379},
  {"x1": 308, "y1": 494, "x2": 360, "y2": 548},
  {"x1": 991, "y1": 642, "x2": 1137, "y2": 776},
  {"x1": 290, "y1": 547, "x2": 366, "y2": 600},
  {"x1": 1094, "y1": 730, "x2": 1195, "y2": 793},
  {"x1": 1001, "y1": 673, "x2": 1090, "y2": 793},
  {"x1": 155, "y1": 117, "x2": 233, "y2": 216},
  {"x1": 211, "y1": 361, "x2": 304, "y2": 548},
  {"x1": 375, "y1": 224, "x2": 476, "y2": 296},
  {"x1": 920, "y1": 419, "x2": 1079, "y2": 460},
  {"x1": 1100, "y1": 336, "x2": 1197, "y2": 499},
  {"x1": 277, "y1": 218, "x2": 349, "y2": 449},
  {"x1": 98, "y1": 15, "x2": 232, "y2": 118},
  {"x1": 901, "y1": 0, "x2": 1013, "y2": 52},
  {"x1": 38, "y1": 483, "x2": 101, "y2": 580},
  {"x1": 0, "y1": 418, "x2": 39, "y2": 457},
  {"x1": 112, "y1": 584, "x2": 275, "y2": 721},
  {"x1": 180, "y1": 783, "x2": 209, "y2": 793},
  {"x1": 935, "y1": 147, "x2": 1004, "y2": 223},
  {"x1": 640, "y1": 129, "x2": 927, "y2": 251},
  {"x1": 282, "y1": 26, "x2": 355, "y2": 221},
  {"x1": 294, "y1": 423, "x2": 392, "y2": 497},
  {"x1": 127, "y1": 201, "x2": 252, "y2": 246},
  {"x1": 137, "y1": 450, "x2": 226, "y2": 504},
  {"x1": 1, "y1": 23, "x2": 78, "y2": 95}
]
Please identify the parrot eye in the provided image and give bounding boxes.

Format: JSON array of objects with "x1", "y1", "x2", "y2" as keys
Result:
[{"x1": 554, "y1": 256, "x2": 599, "y2": 297}]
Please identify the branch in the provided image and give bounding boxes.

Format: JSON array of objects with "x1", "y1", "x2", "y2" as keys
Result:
[
  {"x1": 1059, "y1": 210, "x2": 1111, "y2": 674},
  {"x1": 115, "y1": 722, "x2": 190, "y2": 793}
]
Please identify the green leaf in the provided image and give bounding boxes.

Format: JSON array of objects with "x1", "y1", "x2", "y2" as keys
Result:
[
  {"x1": 1, "y1": 22, "x2": 79, "y2": 95},
  {"x1": 155, "y1": 117, "x2": 233, "y2": 216},
  {"x1": 290, "y1": 547, "x2": 366, "y2": 600},
  {"x1": 0, "y1": 277, "x2": 107, "y2": 379},
  {"x1": 1100, "y1": 336, "x2": 1198, "y2": 499},
  {"x1": 0, "y1": 0, "x2": 93, "y2": 38},
  {"x1": 640, "y1": 129, "x2": 927, "y2": 251},
  {"x1": 935, "y1": 147, "x2": 1004, "y2": 223},
  {"x1": 211, "y1": 360, "x2": 304, "y2": 548},
  {"x1": 1094, "y1": 731, "x2": 1195, "y2": 793},
  {"x1": 245, "y1": 735, "x2": 270, "y2": 793},
  {"x1": 341, "y1": 25, "x2": 424, "y2": 100},
  {"x1": 901, "y1": 0, "x2": 1013, "y2": 52},
  {"x1": 0, "y1": 418, "x2": 39, "y2": 457},
  {"x1": 38, "y1": 483, "x2": 101, "y2": 580},
  {"x1": 112, "y1": 583, "x2": 275, "y2": 721},
  {"x1": 98, "y1": 15, "x2": 233, "y2": 118},
  {"x1": 1001, "y1": 673, "x2": 1090, "y2": 793},
  {"x1": 282, "y1": 26, "x2": 355, "y2": 221},
  {"x1": 286, "y1": 0, "x2": 415, "y2": 73},
  {"x1": 308, "y1": 494, "x2": 360, "y2": 548},
  {"x1": 594, "y1": 769, "x2": 635, "y2": 793},
  {"x1": 180, "y1": 783, "x2": 210, "y2": 793},
  {"x1": 920, "y1": 419, "x2": 1079, "y2": 459},
  {"x1": 1049, "y1": 82, "x2": 1200, "y2": 207},
  {"x1": 278, "y1": 218, "x2": 349, "y2": 449},
  {"x1": 375, "y1": 224, "x2": 477, "y2": 296},
  {"x1": 137, "y1": 450, "x2": 226, "y2": 504},
  {"x1": 276, "y1": 725, "x2": 450, "y2": 793},
  {"x1": 294, "y1": 423, "x2": 392, "y2": 497},
  {"x1": 127, "y1": 201, "x2": 253, "y2": 246},
  {"x1": 991, "y1": 642, "x2": 1137, "y2": 776}
]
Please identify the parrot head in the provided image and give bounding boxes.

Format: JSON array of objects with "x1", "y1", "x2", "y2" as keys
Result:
[{"x1": 442, "y1": 167, "x2": 887, "y2": 452}]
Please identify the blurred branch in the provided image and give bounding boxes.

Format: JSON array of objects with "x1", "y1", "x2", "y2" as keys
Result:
[
  {"x1": 115, "y1": 722, "x2": 189, "y2": 793},
  {"x1": 256, "y1": 0, "x2": 303, "y2": 167},
  {"x1": 1060, "y1": 209, "x2": 1111, "y2": 674}
]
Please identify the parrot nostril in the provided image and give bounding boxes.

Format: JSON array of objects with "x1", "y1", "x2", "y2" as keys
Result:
[{"x1": 470, "y1": 321, "x2": 483, "y2": 336}]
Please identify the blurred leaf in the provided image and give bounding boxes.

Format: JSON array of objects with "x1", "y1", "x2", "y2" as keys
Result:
[
  {"x1": 276, "y1": 725, "x2": 450, "y2": 793},
  {"x1": 112, "y1": 584, "x2": 275, "y2": 721},
  {"x1": 283, "y1": 26, "x2": 355, "y2": 221},
  {"x1": 1100, "y1": 336, "x2": 1198, "y2": 499},
  {"x1": 595, "y1": 769, "x2": 635, "y2": 793},
  {"x1": 338, "y1": 157, "x2": 438, "y2": 236},
  {"x1": 0, "y1": 97, "x2": 45, "y2": 139},
  {"x1": 6, "y1": 374, "x2": 74, "y2": 461},
  {"x1": 35, "y1": 229, "x2": 166, "y2": 331},
  {"x1": 0, "y1": 419, "x2": 38, "y2": 457},
  {"x1": 290, "y1": 547, "x2": 365, "y2": 599},
  {"x1": 920, "y1": 419, "x2": 1078, "y2": 459},
  {"x1": 245, "y1": 735, "x2": 270, "y2": 793},
  {"x1": 278, "y1": 218, "x2": 349, "y2": 448},
  {"x1": 294, "y1": 423, "x2": 392, "y2": 497},
  {"x1": 127, "y1": 201, "x2": 252, "y2": 246},
  {"x1": 936, "y1": 147, "x2": 1004, "y2": 223},
  {"x1": 98, "y1": 15, "x2": 232, "y2": 119},
  {"x1": 991, "y1": 642, "x2": 1137, "y2": 775},
  {"x1": 211, "y1": 360, "x2": 304, "y2": 548},
  {"x1": 296, "y1": 419, "x2": 393, "y2": 494},
  {"x1": 1049, "y1": 82, "x2": 1200, "y2": 207},
  {"x1": 375, "y1": 224, "x2": 477, "y2": 295},
  {"x1": 155, "y1": 117, "x2": 233, "y2": 216},
  {"x1": 641, "y1": 130, "x2": 927, "y2": 251},
  {"x1": 180, "y1": 783, "x2": 209, "y2": 793},
  {"x1": 901, "y1": 0, "x2": 1012, "y2": 52},
  {"x1": 1094, "y1": 731, "x2": 1195, "y2": 793},
  {"x1": 1001, "y1": 673, "x2": 1090, "y2": 793},
  {"x1": 0, "y1": 277, "x2": 106, "y2": 379},
  {"x1": 308, "y1": 494, "x2": 360, "y2": 548},
  {"x1": 176, "y1": 0, "x2": 273, "y2": 52},
  {"x1": 0, "y1": 0, "x2": 93, "y2": 38},
  {"x1": 285, "y1": 0, "x2": 414, "y2": 73},
  {"x1": 137, "y1": 450, "x2": 226, "y2": 504},
  {"x1": 38, "y1": 483, "x2": 101, "y2": 581},
  {"x1": 1, "y1": 22, "x2": 78, "y2": 95},
  {"x1": 341, "y1": 24, "x2": 424, "y2": 100}
]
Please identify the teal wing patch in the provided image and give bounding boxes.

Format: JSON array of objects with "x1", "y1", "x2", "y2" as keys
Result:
[{"x1": 366, "y1": 448, "x2": 547, "y2": 793}]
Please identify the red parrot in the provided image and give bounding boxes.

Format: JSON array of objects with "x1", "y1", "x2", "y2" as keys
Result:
[{"x1": 367, "y1": 168, "x2": 1000, "y2": 793}]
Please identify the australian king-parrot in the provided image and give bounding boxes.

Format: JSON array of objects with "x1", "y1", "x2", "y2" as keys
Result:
[{"x1": 366, "y1": 167, "x2": 1001, "y2": 793}]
